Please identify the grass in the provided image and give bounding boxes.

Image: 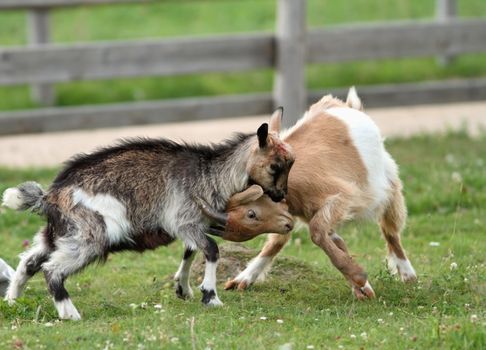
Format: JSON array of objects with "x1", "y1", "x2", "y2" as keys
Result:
[
  {"x1": 0, "y1": 131, "x2": 485, "y2": 349},
  {"x1": 0, "y1": 0, "x2": 486, "y2": 111}
]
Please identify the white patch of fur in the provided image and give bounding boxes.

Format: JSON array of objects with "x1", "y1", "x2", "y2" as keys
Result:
[
  {"x1": 234, "y1": 256, "x2": 272, "y2": 286},
  {"x1": 200, "y1": 261, "x2": 218, "y2": 291},
  {"x1": 200, "y1": 261, "x2": 223, "y2": 306},
  {"x1": 54, "y1": 298, "x2": 81, "y2": 320},
  {"x1": 387, "y1": 252, "x2": 417, "y2": 282},
  {"x1": 72, "y1": 188, "x2": 131, "y2": 245},
  {"x1": 346, "y1": 86, "x2": 363, "y2": 110},
  {"x1": 158, "y1": 188, "x2": 196, "y2": 248},
  {"x1": 2, "y1": 188, "x2": 23, "y2": 210},
  {"x1": 325, "y1": 107, "x2": 391, "y2": 213}
]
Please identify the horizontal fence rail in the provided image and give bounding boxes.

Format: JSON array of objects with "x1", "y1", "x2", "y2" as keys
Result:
[
  {"x1": 0, "y1": 93, "x2": 273, "y2": 135},
  {"x1": 308, "y1": 19, "x2": 486, "y2": 63},
  {"x1": 2, "y1": 20, "x2": 486, "y2": 86},
  {"x1": 2, "y1": 78, "x2": 485, "y2": 136},
  {"x1": 0, "y1": 34, "x2": 274, "y2": 85}
]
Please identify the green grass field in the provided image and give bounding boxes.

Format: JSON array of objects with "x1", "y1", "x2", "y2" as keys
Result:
[
  {"x1": 0, "y1": 131, "x2": 485, "y2": 349},
  {"x1": 0, "y1": 0, "x2": 486, "y2": 111}
]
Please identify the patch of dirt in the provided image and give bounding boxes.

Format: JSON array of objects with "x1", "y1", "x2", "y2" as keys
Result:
[{"x1": 191, "y1": 243, "x2": 320, "y2": 284}]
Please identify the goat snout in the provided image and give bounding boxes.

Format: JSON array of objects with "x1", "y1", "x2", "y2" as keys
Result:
[
  {"x1": 268, "y1": 190, "x2": 285, "y2": 202},
  {"x1": 284, "y1": 222, "x2": 293, "y2": 232}
]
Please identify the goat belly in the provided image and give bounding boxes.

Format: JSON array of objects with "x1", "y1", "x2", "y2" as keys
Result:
[{"x1": 109, "y1": 228, "x2": 175, "y2": 253}]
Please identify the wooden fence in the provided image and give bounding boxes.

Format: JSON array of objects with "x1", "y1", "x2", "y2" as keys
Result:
[{"x1": 0, "y1": 0, "x2": 485, "y2": 135}]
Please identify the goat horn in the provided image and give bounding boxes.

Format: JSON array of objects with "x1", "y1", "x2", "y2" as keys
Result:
[{"x1": 193, "y1": 195, "x2": 228, "y2": 226}]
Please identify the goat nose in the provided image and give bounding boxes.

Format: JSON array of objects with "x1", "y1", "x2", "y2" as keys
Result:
[{"x1": 285, "y1": 222, "x2": 293, "y2": 232}]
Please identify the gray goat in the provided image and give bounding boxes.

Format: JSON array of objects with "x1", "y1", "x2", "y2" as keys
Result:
[{"x1": 2, "y1": 111, "x2": 294, "y2": 320}]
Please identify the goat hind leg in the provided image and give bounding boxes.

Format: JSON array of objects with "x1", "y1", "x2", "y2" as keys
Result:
[
  {"x1": 5, "y1": 229, "x2": 50, "y2": 304},
  {"x1": 380, "y1": 184, "x2": 416, "y2": 282},
  {"x1": 42, "y1": 238, "x2": 99, "y2": 320},
  {"x1": 225, "y1": 232, "x2": 291, "y2": 291}
]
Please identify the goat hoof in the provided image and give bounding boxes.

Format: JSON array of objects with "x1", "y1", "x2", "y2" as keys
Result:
[
  {"x1": 4, "y1": 297, "x2": 16, "y2": 306},
  {"x1": 225, "y1": 278, "x2": 250, "y2": 291},
  {"x1": 224, "y1": 279, "x2": 238, "y2": 290},
  {"x1": 401, "y1": 273, "x2": 418, "y2": 283},
  {"x1": 352, "y1": 281, "x2": 375, "y2": 300},
  {"x1": 175, "y1": 283, "x2": 193, "y2": 300},
  {"x1": 200, "y1": 288, "x2": 223, "y2": 306}
]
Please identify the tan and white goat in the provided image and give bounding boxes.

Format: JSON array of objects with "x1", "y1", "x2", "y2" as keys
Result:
[{"x1": 205, "y1": 88, "x2": 417, "y2": 299}]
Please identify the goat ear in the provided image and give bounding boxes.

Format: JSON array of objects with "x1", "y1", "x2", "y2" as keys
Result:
[
  {"x1": 269, "y1": 107, "x2": 283, "y2": 133},
  {"x1": 229, "y1": 185, "x2": 264, "y2": 206},
  {"x1": 257, "y1": 123, "x2": 268, "y2": 148}
]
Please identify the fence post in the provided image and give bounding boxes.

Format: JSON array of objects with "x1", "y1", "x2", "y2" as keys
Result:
[
  {"x1": 274, "y1": 0, "x2": 307, "y2": 128},
  {"x1": 28, "y1": 8, "x2": 55, "y2": 106},
  {"x1": 436, "y1": 0, "x2": 457, "y2": 66}
]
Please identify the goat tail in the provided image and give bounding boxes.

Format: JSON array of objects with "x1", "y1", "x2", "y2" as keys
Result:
[
  {"x1": 2, "y1": 182, "x2": 46, "y2": 214},
  {"x1": 346, "y1": 86, "x2": 363, "y2": 111}
]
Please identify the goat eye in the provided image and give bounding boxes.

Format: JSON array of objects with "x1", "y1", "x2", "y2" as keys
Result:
[
  {"x1": 270, "y1": 163, "x2": 279, "y2": 171},
  {"x1": 247, "y1": 210, "x2": 257, "y2": 219}
]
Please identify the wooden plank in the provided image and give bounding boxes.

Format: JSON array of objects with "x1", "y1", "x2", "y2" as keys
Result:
[
  {"x1": 0, "y1": 0, "x2": 149, "y2": 10},
  {"x1": 436, "y1": 0, "x2": 457, "y2": 65},
  {"x1": 0, "y1": 93, "x2": 273, "y2": 135},
  {"x1": 0, "y1": 33, "x2": 274, "y2": 85},
  {"x1": 28, "y1": 9, "x2": 55, "y2": 106},
  {"x1": 308, "y1": 19, "x2": 486, "y2": 63},
  {"x1": 308, "y1": 78, "x2": 486, "y2": 108},
  {"x1": 273, "y1": 0, "x2": 307, "y2": 128}
]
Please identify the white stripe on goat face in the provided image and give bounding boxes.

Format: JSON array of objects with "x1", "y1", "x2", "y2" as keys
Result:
[{"x1": 72, "y1": 188, "x2": 131, "y2": 245}]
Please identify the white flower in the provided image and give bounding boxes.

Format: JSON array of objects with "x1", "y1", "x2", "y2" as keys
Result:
[
  {"x1": 260, "y1": 316, "x2": 267, "y2": 320},
  {"x1": 451, "y1": 172, "x2": 463, "y2": 183},
  {"x1": 44, "y1": 322, "x2": 54, "y2": 327},
  {"x1": 450, "y1": 262, "x2": 458, "y2": 270},
  {"x1": 378, "y1": 318, "x2": 384, "y2": 324},
  {"x1": 170, "y1": 337, "x2": 179, "y2": 343},
  {"x1": 129, "y1": 303, "x2": 137, "y2": 309},
  {"x1": 389, "y1": 312, "x2": 394, "y2": 316},
  {"x1": 140, "y1": 302, "x2": 148, "y2": 309},
  {"x1": 470, "y1": 314, "x2": 478, "y2": 323},
  {"x1": 277, "y1": 319, "x2": 284, "y2": 324},
  {"x1": 306, "y1": 346, "x2": 315, "y2": 349},
  {"x1": 429, "y1": 242, "x2": 440, "y2": 247},
  {"x1": 360, "y1": 332, "x2": 368, "y2": 340},
  {"x1": 350, "y1": 334, "x2": 356, "y2": 339},
  {"x1": 278, "y1": 343, "x2": 292, "y2": 350}
]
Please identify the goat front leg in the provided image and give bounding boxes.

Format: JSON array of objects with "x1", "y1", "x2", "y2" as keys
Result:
[
  {"x1": 195, "y1": 235, "x2": 223, "y2": 306},
  {"x1": 225, "y1": 232, "x2": 291, "y2": 291},
  {"x1": 310, "y1": 201, "x2": 375, "y2": 300},
  {"x1": 174, "y1": 247, "x2": 196, "y2": 299}
]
